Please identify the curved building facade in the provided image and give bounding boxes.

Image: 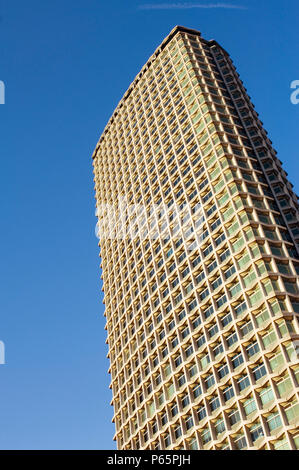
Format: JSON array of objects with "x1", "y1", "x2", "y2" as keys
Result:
[{"x1": 92, "y1": 26, "x2": 299, "y2": 450}]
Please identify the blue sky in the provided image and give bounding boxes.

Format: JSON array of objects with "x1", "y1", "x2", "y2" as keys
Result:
[{"x1": 0, "y1": 0, "x2": 298, "y2": 450}]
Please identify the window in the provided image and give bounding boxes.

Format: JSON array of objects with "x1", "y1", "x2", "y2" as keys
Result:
[
  {"x1": 235, "y1": 434, "x2": 247, "y2": 450},
  {"x1": 201, "y1": 428, "x2": 211, "y2": 444},
  {"x1": 164, "y1": 433, "x2": 171, "y2": 448},
  {"x1": 153, "y1": 356, "x2": 159, "y2": 367},
  {"x1": 178, "y1": 309, "x2": 186, "y2": 322},
  {"x1": 174, "y1": 355, "x2": 182, "y2": 368},
  {"x1": 212, "y1": 276, "x2": 222, "y2": 290},
  {"x1": 216, "y1": 294, "x2": 227, "y2": 308},
  {"x1": 152, "y1": 421, "x2": 158, "y2": 434},
  {"x1": 221, "y1": 312, "x2": 232, "y2": 327},
  {"x1": 190, "y1": 438, "x2": 198, "y2": 450},
  {"x1": 218, "y1": 363, "x2": 229, "y2": 379},
  {"x1": 209, "y1": 396, "x2": 220, "y2": 412},
  {"x1": 185, "y1": 345, "x2": 194, "y2": 358},
  {"x1": 193, "y1": 384, "x2": 202, "y2": 399},
  {"x1": 174, "y1": 425, "x2": 182, "y2": 439},
  {"x1": 267, "y1": 412, "x2": 282, "y2": 432},
  {"x1": 244, "y1": 397, "x2": 257, "y2": 416},
  {"x1": 229, "y1": 282, "x2": 242, "y2": 298},
  {"x1": 188, "y1": 299, "x2": 197, "y2": 312},
  {"x1": 164, "y1": 363, "x2": 171, "y2": 378},
  {"x1": 285, "y1": 401, "x2": 299, "y2": 423},
  {"x1": 208, "y1": 323, "x2": 219, "y2": 338},
  {"x1": 269, "y1": 352, "x2": 285, "y2": 372},
  {"x1": 250, "y1": 423, "x2": 264, "y2": 443},
  {"x1": 238, "y1": 375, "x2": 250, "y2": 391},
  {"x1": 192, "y1": 316, "x2": 201, "y2": 330},
  {"x1": 158, "y1": 392, "x2": 164, "y2": 406},
  {"x1": 253, "y1": 363, "x2": 267, "y2": 381},
  {"x1": 162, "y1": 346, "x2": 168, "y2": 358},
  {"x1": 260, "y1": 386, "x2": 274, "y2": 406},
  {"x1": 200, "y1": 353, "x2": 210, "y2": 368},
  {"x1": 189, "y1": 363, "x2": 197, "y2": 377},
  {"x1": 161, "y1": 412, "x2": 168, "y2": 426},
  {"x1": 277, "y1": 374, "x2": 293, "y2": 397},
  {"x1": 178, "y1": 374, "x2": 186, "y2": 387},
  {"x1": 235, "y1": 300, "x2": 247, "y2": 316},
  {"x1": 181, "y1": 326, "x2": 190, "y2": 339},
  {"x1": 215, "y1": 419, "x2": 225, "y2": 435},
  {"x1": 182, "y1": 394, "x2": 190, "y2": 408},
  {"x1": 232, "y1": 352, "x2": 244, "y2": 369},
  {"x1": 224, "y1": 265, "x2": 236, "y2": 279},
  {"x1": 196, "y1": 334, "x2": 206, "y2": 348},
  {"x1": 204, "y1": 304, "x2": 214, "y2": 319},
  {"x1": 274, "y1": 438, "x2": 290, "y2": 450},
  {"x1": 213, "y1": 342, "x2": 224, "y2": 357},
  {"x1": 227, "y1": 331, "x2": 238, "y2": 347},
  {"x1": 229, "y1": 409, "x2": 240, "y2": 426},
  {"x1": 171, "y1": 403, "x2": 178, "y2": 419},
  {"x1": 223, "y1": 385, "x2": 235, "y2": 402},
  {"x1": 205, "y1": 374, "x2": 215, "y2": 389},
  {"x1": 197, "y1": 405, "x2": 207, "y2": 424},
  {"x1": 240, "y1": 320, "x2": 253, "y2": 337},
  {"x1": 246, "y1": 341, "x2": 260, "y2": 358},
  {"x1": 185, "y1": 415, "x2": 194, "y2": 431}
]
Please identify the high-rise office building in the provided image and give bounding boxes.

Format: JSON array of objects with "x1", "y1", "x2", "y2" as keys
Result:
[{"x1": 92, "y1": 26, "x2": 299, "y2": 450}]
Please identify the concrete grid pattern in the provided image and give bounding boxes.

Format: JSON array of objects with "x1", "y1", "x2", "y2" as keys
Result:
[{"x1": 92, "y1": 26, "x2": 299, "y2": 450}]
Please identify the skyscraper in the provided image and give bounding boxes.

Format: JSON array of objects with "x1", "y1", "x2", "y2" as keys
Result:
[{"x1": 92, "y1": 26, "x2": 299, "y2": 450}]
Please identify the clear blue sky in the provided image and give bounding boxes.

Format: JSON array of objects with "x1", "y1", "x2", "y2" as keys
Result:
[{"x1": 0, "y1": 0, "x2": 298, "y2": 450}]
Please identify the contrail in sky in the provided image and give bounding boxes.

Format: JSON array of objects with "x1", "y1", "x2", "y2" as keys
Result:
[{"x1": 138, "y1": 3, "x2": 247, "y2": 10}]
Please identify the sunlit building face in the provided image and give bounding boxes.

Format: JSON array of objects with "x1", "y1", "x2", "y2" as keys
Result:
[{"x1": 93, "y1": 26, "x2": 299, "y2": 450}]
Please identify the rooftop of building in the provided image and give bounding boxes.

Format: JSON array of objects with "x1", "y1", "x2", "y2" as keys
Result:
[{"x1": 92, "y1": 25, "x2": 229, "y2": 159}]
